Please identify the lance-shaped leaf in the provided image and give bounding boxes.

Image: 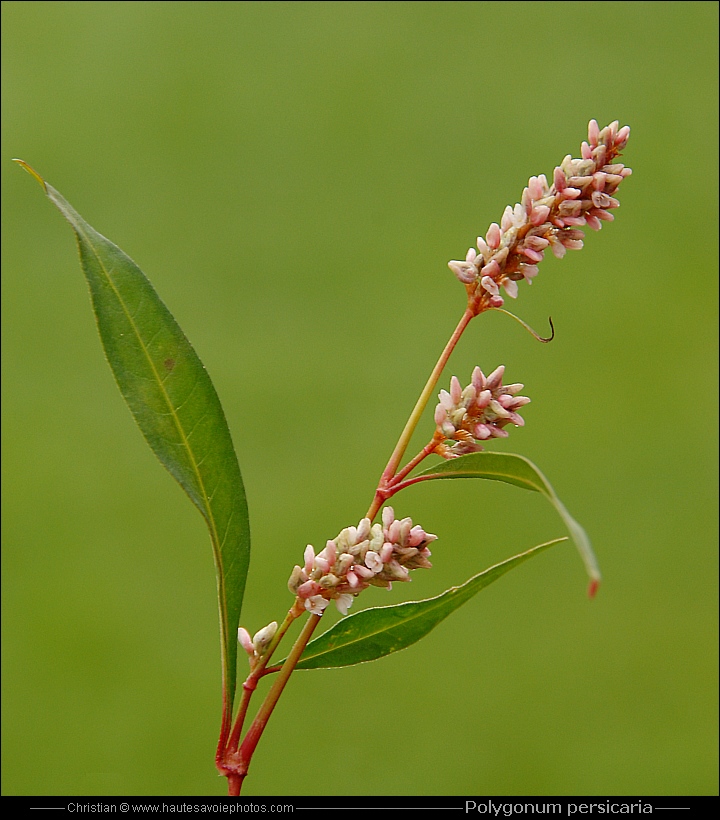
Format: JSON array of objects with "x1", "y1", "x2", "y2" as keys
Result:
[
  {"x1": 280, "y1": 538, "x2": 565, "y2": 670},
  {"x1": 16, "y1": 161, "x2": 250, "y2": 728},
  {"x1": 410, "y1": 451, "x2": 599, "y2": 592}
]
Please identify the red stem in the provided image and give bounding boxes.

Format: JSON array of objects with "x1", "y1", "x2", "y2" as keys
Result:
[
  {"x1": 220, "y1": 305, "x2": 480, "y2": 793},
  {"x1": 389, "y1": 434, "x2": 443, "y2": 488},
  {"x1": 366, "y1": 308, "x2": 474, "y2": 521},
  {"x1": 224, "y1": 613, "x2": 323, "y2": 794}
]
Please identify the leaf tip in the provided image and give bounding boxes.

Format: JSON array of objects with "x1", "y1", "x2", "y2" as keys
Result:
[
  {"x1": 13, "y1": 158, "x2": 47, "y2": 192},
  {"x1": 587, "y1": 577, "x2": 600, "y2": 599}
]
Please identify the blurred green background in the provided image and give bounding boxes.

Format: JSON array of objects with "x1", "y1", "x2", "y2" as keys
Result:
[{"x1": 2, "y1": 0, "x2": 717, "y2": 797}]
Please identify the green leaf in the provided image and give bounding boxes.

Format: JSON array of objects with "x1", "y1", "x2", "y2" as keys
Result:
[
  {"x1": 17, "y1": 161, "x2": 250, "y2": 724},
  {"x1": 412, "y1": 451, "x2": 599, "y2": 591},
  {"x1": 287, "y1": 538, "x2": 565, "y2": 669}
]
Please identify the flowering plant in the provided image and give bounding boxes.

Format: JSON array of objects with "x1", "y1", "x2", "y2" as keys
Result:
[{"x1": 15, "y1": 119, "x2": 631, "y2": 795}]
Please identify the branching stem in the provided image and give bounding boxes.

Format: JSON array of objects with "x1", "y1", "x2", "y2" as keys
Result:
[
  {"x1": 230, "y1": 613, "x2": 323, "y2": 793},
  {"x1": 226, "y1": 306, "x2": 480, "y2": 794},
  {"x1": 366, "y1": 307, "x2": 474, "y2": 520}
]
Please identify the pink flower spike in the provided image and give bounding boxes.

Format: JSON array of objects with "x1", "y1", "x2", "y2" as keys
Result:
[
  {"x1": 443, "y1": 120, "x2": 630, "y2": 307},
  {"x1": 486, "y1": 223, "x2": 501, "y2": 249}
]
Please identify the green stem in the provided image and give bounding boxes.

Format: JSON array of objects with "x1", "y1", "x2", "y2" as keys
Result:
[{"x1": 366, "y1": 307, "x2": 474, "y2": 520}]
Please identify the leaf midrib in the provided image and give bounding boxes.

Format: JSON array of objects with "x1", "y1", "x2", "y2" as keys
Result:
[
  {"x1": 301, "y1": 551, "x2": 531, "y2": 662},
  {"x1": 70, "y1": 216, "x2": 230, "y2": 629},
  {"x1": 418, "y1": 457, "x2": 545, "y2": 494}
]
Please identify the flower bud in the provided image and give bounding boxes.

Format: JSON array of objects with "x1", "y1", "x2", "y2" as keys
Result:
[
  {"x1": 287, "y1": 565, "x2": 307, "y2": 594},
  {"x1": 238, "y1": 627, "x2": 254, "y2": 657},
  {"x1": 252, "y1": 621, "x2": 278, "y2": 655}
]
